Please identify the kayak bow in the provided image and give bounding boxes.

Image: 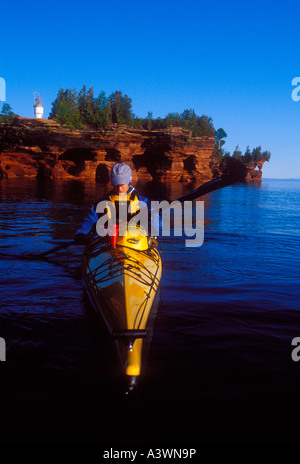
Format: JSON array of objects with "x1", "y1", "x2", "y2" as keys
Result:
[{"x1": 82, "y1": 226, "x2": 162, "y2": 390}]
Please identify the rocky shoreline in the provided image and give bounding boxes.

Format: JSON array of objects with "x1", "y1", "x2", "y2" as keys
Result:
[{"x1": 0, "y1": 118, "x2": 264, "y2": 183}]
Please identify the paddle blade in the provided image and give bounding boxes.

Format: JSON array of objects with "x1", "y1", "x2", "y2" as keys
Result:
[{"x1": 177, "y1": 159, "x2": 248, "y2": 202}]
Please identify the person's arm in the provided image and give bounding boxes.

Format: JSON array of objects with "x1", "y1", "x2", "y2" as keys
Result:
[{"x1": 74, "y1": 204, "x2": 99, "y2": 244}]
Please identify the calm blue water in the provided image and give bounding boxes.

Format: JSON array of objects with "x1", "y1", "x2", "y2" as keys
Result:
[{"x1": 0, "y1": 178, "x2": 300, "y2": 445}]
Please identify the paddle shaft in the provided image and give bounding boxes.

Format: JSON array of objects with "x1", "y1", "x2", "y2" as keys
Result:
[
  {"x1": 150, "y1": 174, "x2": 239, "y2": 217},
  {"x1": 176, "y1": 175, "x2": 235, "y2": 202},
  {"x1": 34, "y1": 240, "x2": 75, "y2": 259}
]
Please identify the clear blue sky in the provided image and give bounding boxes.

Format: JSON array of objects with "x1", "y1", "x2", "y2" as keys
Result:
[{"x1": 1, "y1": 0, "x2": 300, "y2": 178}]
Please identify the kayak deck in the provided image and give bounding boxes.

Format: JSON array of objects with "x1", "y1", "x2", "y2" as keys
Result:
[{"x1": 82, "y1": 236, "x2": 162, "y2": 383}]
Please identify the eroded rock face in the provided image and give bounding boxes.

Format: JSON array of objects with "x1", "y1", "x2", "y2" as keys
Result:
[
  {"x1": 0, "y1": 118, "x2": 266, "y2": 183},
  {"x1": 0, "y1": 118, "x2": 215, "y2": 183},
  {"x1": 245, "y1": 159, "x2": 266, "y2": 182}
]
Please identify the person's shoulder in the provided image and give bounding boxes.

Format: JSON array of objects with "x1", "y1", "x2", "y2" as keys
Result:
[{"x1": 135, "y1": 192, "x2": 150, "y2": 205}]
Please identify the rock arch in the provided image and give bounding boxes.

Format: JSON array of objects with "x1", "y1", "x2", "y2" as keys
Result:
[{"x1": 59, "y1": 148, "x2": 97, "y2": 177}]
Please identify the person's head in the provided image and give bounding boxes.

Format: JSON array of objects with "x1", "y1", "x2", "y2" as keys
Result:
[{"x1": 111, "y1": 163, "x2": 132, "y2": 194}]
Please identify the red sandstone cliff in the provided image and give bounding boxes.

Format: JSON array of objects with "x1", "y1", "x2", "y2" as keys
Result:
[
  {"x1": 245, "y1": 159, "x2": 266, "y2": 182},
  {"x1": 0, "y1": 118, "x2": 266, "y2": 183},
  {"x1": 0, "y1": 118, "x2": 215, "y2": 184}
]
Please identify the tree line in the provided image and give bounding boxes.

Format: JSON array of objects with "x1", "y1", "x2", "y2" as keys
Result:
[{"x1": 48, "y1": 86, "x2": 215, "y2": 137}]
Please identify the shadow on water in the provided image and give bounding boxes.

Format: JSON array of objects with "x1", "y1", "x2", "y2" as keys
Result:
[{"x1": 80, "y1": 289, "x2": 126, "y2": 390}]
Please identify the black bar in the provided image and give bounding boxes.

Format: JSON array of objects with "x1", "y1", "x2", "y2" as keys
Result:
[{"x1": 112, "y1": 329, "x2": 148, "y2": 339}]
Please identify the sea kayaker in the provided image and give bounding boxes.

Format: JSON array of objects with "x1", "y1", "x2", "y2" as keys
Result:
[{"x1": 74, "y1": 163, "x2": 160, "y2": 244}]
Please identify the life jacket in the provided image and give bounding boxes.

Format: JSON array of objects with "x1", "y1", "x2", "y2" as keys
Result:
[{"x1": 99, "y1": 188, "x2": 141, "y2": 225}]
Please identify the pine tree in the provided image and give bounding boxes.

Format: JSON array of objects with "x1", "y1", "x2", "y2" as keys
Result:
[
  {"x1": 49, "y1": 88, "x2": 82, "y2": 128},
  {"x1": 0, "y1": 103, "x2": 15, "y2": 123},
  {"x1": 107, "y1": 90, "x2": 133, "y2": 124}
]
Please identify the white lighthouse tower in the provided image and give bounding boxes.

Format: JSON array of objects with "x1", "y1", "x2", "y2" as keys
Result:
[{"x1": 33, "y1": 94, "x2": 44, "y2": 119}]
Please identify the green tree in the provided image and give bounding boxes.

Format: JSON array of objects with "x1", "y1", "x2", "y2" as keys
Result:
[
  {"x1": 191, "y1": 113, "x2": 215, "y2": 137},
  {"x1": 243, "y1": 146, "x2": 252, "y2": 163},
  {"x1": 215, "y1": 128, "x2": 227, "y2": 150},
  {"x1": 213, "y1": 127, "x2": 227, "y2": 160},
  {"x1": 77, "y1": 86, "x2": 109, "y2": 128},
  {"x1": 164, "y1": 109, "x2": 216, "y2": 137},
  {"x1": 0, "y1": 103, "x2": 15, "y2": 123},
  {"x1": 1, "y1": 103, "x2": 13, "y2": 116},
  {"x1": 181, "y1": 108, "x2": 196, "y2": 121},
  {"x1": 107, "y1": 90, "x2": 133, "y2": 124},
  {"x1": 150, "y1": 117, "x2": 168, "y2": 130},
  {"x1": 93, "y1": 91, "x2": 110, "y2": 127},
  {"x1": 232, "y1": 145, "x2": 242, "y2": 160},
  {"x1": 262, "y1": 150, "x2": 271, "y2": 162},
  {"x1": 251, "y1": 146, "x2": 263, "y2": 163},
  {"x1": 78, "y1": 85, "x2": 95, "y2": 124},
  {"x1": 49, "y1": 88, "x2": 82, "y2": 128},
  {"x1": 165, "y1": 112, "x2": 181, "y2": 127}
]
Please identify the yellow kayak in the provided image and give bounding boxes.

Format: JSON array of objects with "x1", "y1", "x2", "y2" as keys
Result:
[{"x1": 82, "y1": 226, "x2": 162, "y2": 391}]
